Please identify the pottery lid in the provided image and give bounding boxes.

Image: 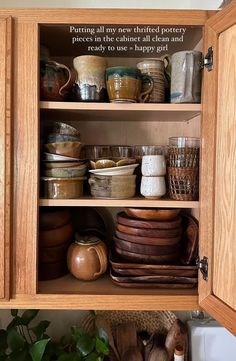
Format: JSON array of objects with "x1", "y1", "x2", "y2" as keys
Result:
[{"x1": 75, "y1": 233, "x2": 101, "y2": 245}]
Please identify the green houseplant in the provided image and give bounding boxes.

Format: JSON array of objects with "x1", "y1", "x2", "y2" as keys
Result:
[{"x1": 0, "y1": 310, "x2": 109, "y2": 361}]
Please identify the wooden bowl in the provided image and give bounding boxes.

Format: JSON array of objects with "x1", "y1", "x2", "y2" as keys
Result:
[
  {"x1": 39, "y1": 222, "x2": 74, "y2": 247},
  {"x1": 116, "y1": 230, "x2": 181, "y2": 246},
  {"x1": 115, "y1": 246, "x2": 180, "y2": 264},
  {"x1": 39, "y1": 208, "x2": 71, "y2": 231},
  {"x1": 114, "y1": 236, "x2": 180, "y2": 256},
  {"x1": 39, "y1": 242, "x2": 71, "y2": 263},
  {"x1": 117, "y1": 212, "x2": 182, "y2": 229},
  {"x1": 124, "y1": 208, "x2": 181, "y2": 221},
  {"x1": 116, "y1": 223, "x2": 182, "y2": 238},
  {"x1": 38, "y1": 260, "x2": 68, "y2": 280}
]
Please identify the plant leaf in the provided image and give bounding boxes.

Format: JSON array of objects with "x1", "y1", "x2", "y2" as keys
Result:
[
  {"x1": 0, "y1": 329, "x2": 7, "y2": 351},
  {"x1": 29, "y1": 339, "x2": 50, "y2": 361},
  {"x1": 31, "y1": 321, "x2": 50, "y2": 340},
  {"x1": 10, "y1": 309, "x2": 18, "y2": 317},
  {"x1": 7, "y1": 328, "x2": 26, "y2": 351},
  {"x1": 85, "y1": 352, "x2": 100, "y2": 361},
  {"x1": 75, "y1": 332, "x2": 95, "y2": 357},
  {"x1": 58, "y1": 353, "x2": 81, "y2": 361},
  {"x1": 95, "y1": 338, "x2": 109, "y2": 356},
  {"x1": 6, "y1": 316, "x2": 22, "y2": 330},
  {"x1": 95, "y1": 326, "x2": 109, "y2": 345},
  {"x1": 21, "y1": 310, "x2": 39, "y2": 326},
  {"x1": 6, "y1": 349, "x2": 31, "y2": 361}
]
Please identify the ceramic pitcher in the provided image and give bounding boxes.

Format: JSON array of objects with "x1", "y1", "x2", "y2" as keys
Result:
[
  {"x1": 40, "y1": 60, "x2": 74, "y2": 101},
  {"x1": 170, "y1": 50, "x2": 202, "y2": 103}
]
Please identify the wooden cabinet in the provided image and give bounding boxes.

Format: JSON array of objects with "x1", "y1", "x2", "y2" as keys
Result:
[
  {"x1": 0, "y1": 3, "x2": 235, "y2": 335},
  {"x1": 0, "y1": 16, "x2": 12, "y2": 301}
]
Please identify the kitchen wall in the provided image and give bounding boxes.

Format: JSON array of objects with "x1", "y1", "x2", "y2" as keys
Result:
[{"x1": 0, "y1": 0, "x2": 220, "y2": 340}]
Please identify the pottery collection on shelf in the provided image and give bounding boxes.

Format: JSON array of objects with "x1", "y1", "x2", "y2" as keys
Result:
[{"x1": 40, "y1": 47, "x2": 202, "y2": 103}]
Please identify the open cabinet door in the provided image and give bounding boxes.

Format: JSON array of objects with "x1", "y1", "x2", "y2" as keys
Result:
[
  {"x1": 200, "y1": 1, "x2": 236, "y2": 335},
  {"x1": 0, "y1": 16, "x2": 12, "y2": 300}
]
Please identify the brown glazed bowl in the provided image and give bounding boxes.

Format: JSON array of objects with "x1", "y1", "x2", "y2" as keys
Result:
[
  {"x1": 39, "y1": 222, "x2": 74, "y2": 247},
  {"x1": 44, "y1": 141, "x2": 83, "y2": 158},
  {"x1": 124, "y1": 208, "x2": 181, "y2": 221},
  {"x1": 39, "y1": 208, "x2": 72, "y2": 231}
]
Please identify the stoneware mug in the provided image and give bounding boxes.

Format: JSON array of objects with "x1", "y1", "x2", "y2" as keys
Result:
[
  {"x1": 73, "y1": 55, "x2": 108, "y2": 101},
  {"x1": 106, "y1": 66, "x2": 154, "y2": 103},
  {"x1": 141, "y1": 155, "x2": 166, "y2": 176},
  {"x1": 140, "y1": 176, "x2": 166, "y2": 199}
]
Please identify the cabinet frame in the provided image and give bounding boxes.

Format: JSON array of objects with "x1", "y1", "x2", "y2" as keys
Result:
[
  {"x1": 1, "y1": 7, "x2": 235, "y2": 336},
  {"x1": 0, "y1": 16, "x2": 12, "y2": 301},
  {"x1": 199, "y1": 0, "x2": 236, "y2": 335}
]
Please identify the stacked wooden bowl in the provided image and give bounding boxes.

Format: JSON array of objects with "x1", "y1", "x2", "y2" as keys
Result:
[
  {"x1": 110, "y1": 208, "x2": 198, "y2": 288},
  {"x1": 38, "y1": 208, "x2": 74, "y2": 280},
  {"x1": 114, "y1": 211, "x2": 183, "y2": 264}
]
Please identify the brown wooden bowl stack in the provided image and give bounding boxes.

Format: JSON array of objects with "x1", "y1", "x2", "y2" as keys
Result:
[
  {"x1": 38, "y1": 208, "x2": 74, "y2": 280},
  {"x1": 113, "y1": 211, "x2": 183, "y2": 265}
]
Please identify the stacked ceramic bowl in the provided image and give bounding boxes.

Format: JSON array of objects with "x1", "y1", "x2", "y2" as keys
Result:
[
  {"x1": 41, "y1": 122, "x2": 87, "y2": 199},
  {"x1": 86, "y1": 145, "x2": 138, "y2": 199},
  {"x1": 113, "y1": 208, "x2": 183, "y2": 265},
  {"x1": 38, "y1": 208, "x2": 74, "y2": 280},
  {"x1": 140, "y1": 154, "x2": 167, "y2": 199}
]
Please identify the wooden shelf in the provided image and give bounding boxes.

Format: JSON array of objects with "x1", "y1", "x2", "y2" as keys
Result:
[
  {"x1": 39, "y1": 197, "x2": 199, "y2": 208},
  {"x1": 29, "y1": 273, "x2": 199, "y2": 310},
  {"x1": 40, "y1": 102, "x2": 201, "y2": 122}
]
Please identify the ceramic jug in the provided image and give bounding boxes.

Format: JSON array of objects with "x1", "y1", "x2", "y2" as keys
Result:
[
  {"x1": 136, "y1": 56, "x2": 169, "y2": 103},
  {"x1": 170, "y1": 50, "x2": 202, "y2": 103},
  {"x1": 67, "y1": 234, "x2": 108, "y2": 281},
  {"x1": 40, "y1": 60, "x2": 74, "y2": 101}
]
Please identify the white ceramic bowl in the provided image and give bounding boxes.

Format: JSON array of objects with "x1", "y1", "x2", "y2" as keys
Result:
[{"x1": 89, "y1": 164, "x2": 138, "y2": 176}]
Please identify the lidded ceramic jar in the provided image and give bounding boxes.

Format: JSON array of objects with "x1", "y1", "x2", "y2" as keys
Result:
[{"x1": 67, "y1": 234, "x2": 108, "y2": 281}]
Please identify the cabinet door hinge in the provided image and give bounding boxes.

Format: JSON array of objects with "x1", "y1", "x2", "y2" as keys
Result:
[
  {"x1": 196, "y1": 256, "x2": 208, "y2": 281},
  {"x1": 200, "y1": 47, "x2": 213, "y2": 71}
]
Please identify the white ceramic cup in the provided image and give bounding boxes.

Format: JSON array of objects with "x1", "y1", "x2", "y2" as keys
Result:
[
  {"x1": 141, "y1": 155, "x2": 166, "y2": 176},
  {"x1": 140, "y1": 176, "x2": 166, "y2": 199}
]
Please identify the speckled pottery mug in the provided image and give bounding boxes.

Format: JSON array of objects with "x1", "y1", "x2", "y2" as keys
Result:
[{"x1": 106, "y1": 66, "x2": 154, "y2": 103}]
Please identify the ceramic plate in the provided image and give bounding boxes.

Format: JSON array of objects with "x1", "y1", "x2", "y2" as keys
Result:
[
  {"x1": 89, "y1": 164, "x2": 138, "y2": 176},
  {"x1": 43, "y1": 152, "x2": 81, "y2": 161}
]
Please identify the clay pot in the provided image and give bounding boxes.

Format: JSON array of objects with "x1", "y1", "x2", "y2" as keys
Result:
[{"x1": 67, "y1": 235, "x2": 108, "y2": 281}]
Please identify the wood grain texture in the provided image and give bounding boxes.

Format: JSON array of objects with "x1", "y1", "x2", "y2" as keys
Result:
[
  {"x1": 199, "y1": 25, "x2": 218, "y2": 303},
  {"x1": 199, "y1": 4, "x2": 236, "y2": 334},
  {"x1": 213, "y1": 24, "x2": 236, "y2": 310},
  {"x1": 12, "y1": 22, "x2": 39, "y2": 296},
  {"x1": 0, "y1": 9, "x2": 211, "y2": 25},
  {"x1": 201, "y1": 295, "x2": 236, "y2": 336},
  {"x1": 0, "y1": 17, "x2": 12, "y2": 301},
  {"x1": 40, "y1": 102, "x2": 201, "y2": 123}
]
